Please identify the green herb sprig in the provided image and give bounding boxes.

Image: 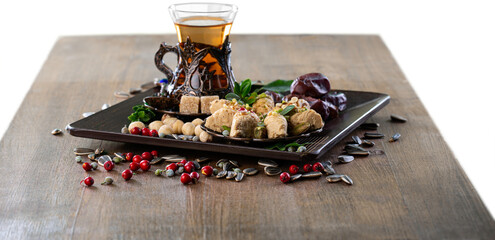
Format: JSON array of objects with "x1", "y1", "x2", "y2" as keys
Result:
[
  {"x1": 128, "y1": 105, "x2": 156, "y2": 123},
  {"x1": 225, "y1": 79, "x2": 258, "y2": 105}
]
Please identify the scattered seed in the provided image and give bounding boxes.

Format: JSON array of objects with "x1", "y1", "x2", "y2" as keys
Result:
[
  {"x1": 226, "y1": 171, "x2": 237, "y2": 180},
  {"x1": 390, "y1": 114, "x2": 407, "y2": 123},
  {"x1": 258, "y1": 159, "x2": 279, "y2": 167},
  {"x1": 90, "y1": 162, "x2": 98, "y2": 170},
  {"x1": 351, "y1": 136, "x2": 362, "y2": 145},
  {"x1": 290, "y1": 174, "x2": 302, "y2": 182},
  {"x1": 95, "y1": 147, "x2": 104, "y2": 155},
  {"x1": 326, "y1": 174, "x2": 345, "y2": 183},
  {"x1": 322, "y1": 164, "x2": 336, "y2": 175},
  {"x1": 389, "y1": 133, "x2": 401, "y2": 142},
  {"x1": 97, "y1": 155, "x2": 112, "y2": 166},
  {"x1": 82, "y1": 112, "x2": 95, "y2": 118},
  {"x1": 192, "y1": 161, "x2": 201, "y2": 170},
  {"x1": 233, "y1": 168, "x2": 241, "y2": 173},
  {"x1": 129, "y1": 88, "x2": 142, "y2": 95},
  {"x1": 114, "y1": 152, "x2": 125, "y2": 159},
  {"x1": 216, "y1": 170, "x2": 227, "y2": 179},
  {"x1": 360, "y1": 122, "x2": 380, "y2": 130},
  {"x1": 264, "y1": 166, "x2": 282, "y2": 176},
  {"x1": 243, "y1": 168, "x2": 259, "y2": 176},
  {"x1": 223, "y1": 162, "x2": 233, "y2": 171},
  {"x1": 301, "y1": 171, "x2": 322, "y2": 178},
  {"x1": 51, "y1": 128, "x2": 62, "y2": 135},
  {"x1": 74, "y1": 148, "x2": 95, "y2": 156},
  {"x1": 166, "y1": 169, "x2": 175, "y2": 177},
  {"x1": 338, "y1": 155, "x2": 355, "y2": 163},
  {"x1": 175, "y1": 167, "x2": 184, "y2": 175},
  {"x1": 75, "y1": 156, "x2": 83, "y2": 163},
  {"x1": 101, "y1": 177, "x2": 114, "y2": 185},
  {"x1": 113, "y1": 157, "x2": 122, "y2": 164},
  {"x1": 101, "y1": 103, "x2": 110, "y2": 110},
  {"x1": 171, "y1": 134, "x2": 179, "y2": 140},
  {"x1": 121, "y1": 125, "x2": 129, "y2": 134},
  {"x1": 88, "y1": 153, "x2": 97, "y2": 161},
  {"x1": 235, "y1": 172, "x2": 245, "y2": 182},
  {"x1": 229, "y1": 160, "x2": 239, "y2": 168},
  {"x1": 212, "y1": 168, "x2": 219, "y2": 176},
  {"x1": 345, "y1": 144, "x2": 366, "y2": 152},
  {"x1": 341, "y1": 175, "x2": 354, "y2": 185},
  {"x1": 163, "y1": 155, "x2": 186, "y2": 162},
  {"x1": 114, "y1": 91, "x2": 130, "y2": 98},
  {"x1": 150, "y1": 157, "x2": 164, "y2": 165},
  {"x1": 346, "y1": 150, "x2": 370, "y2": 156},
  {"x1": 192, "y1": 136, "x2": 199, "y2": 141},
  {"x1": 364, "y1": 132, "x2": 384, "y2": 139},
  {"x1": 362, "y1": 139, "x2": 375, "y2": 147},
  {"x1": 216, "y1": 159, "x2": 228, "y2": 167}
]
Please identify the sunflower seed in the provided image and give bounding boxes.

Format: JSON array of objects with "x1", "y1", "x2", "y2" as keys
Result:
[
  {"x1": 114, "y1": 152, "x2": 125, "y2": 159},
  {"x1": 346, "y1": 150, "x2": 370, "y2": 156},
  {"x1": 258, "y1": 159, "x2": 278, "y2": 167},
  {"x1": 175, "y1": 167, "x2": 184, "y2": 175},
  {"x1": 338, "y1": 155, "x2": 354, "y2": 163},
  {"x1": 192, "y1": 136, "x2": 199, "y2": 141},
  {"x1": 360, "y1": 122, "x2": 380, "y2": 130},
  {"x1": 243, "y1": 168, "x2": 259, "y2": 176},
  {"x1": 323, "y1": 164, "x2": 336, "y2": 175},
  {"x1": 390, "y1": 114, "x2": 407, "y2": 123},
  {"x1": 223, "y1": 162, "x2": 233, "y2": 171},
  {"x1": 290, "y1": 174, "x2": 302, "y2": 182},
  {"x1": 94, "y1": 147, "x2": 104, "y2": 155},
  {"x1": 196, "y1": 157, "x2": 209, "y2": 163},
  {"x1": 150, "y1": 157, "x2": 164, "y2": 165},
  {"x1": 322, "y1": 160, "x2": 333, "y2": 167},
  {"x1": 82, "y1": 112, "x2": 95, "y2": 118},
  {"x1": 264, "y1": 166, "x2": 282, "y2": 176},
  {"x1": 171, "y1": 134, "x2": 179, "y2": 140},
  {"x1": 75, "y1": 156, "x2": 83, "y2": 163},
  {"x1": 163, "y1": 155, "x2": 186, "y2": 162},
  {"x1": 140, "y1": 81, "x2": 156, "y2": 90},
  {"x1": 97, "y1": 155, "x2": 112, "y2": 166},
  {"x1": 389, "y1": 133, "x2": 401, "y2": 142},
  {"x1": 129, "y1": 88, "x2": 142, "y2": 95},
  {"x1": 216, "y1": 170, "x2": 227, "y2": 178},
  {"x1": 121, "y1": 125, "x2": 129, "y2": 134},
  {"x1": 351, "y1": 136, "x2": 362, "y2": 145},
  {"x1": 192, "y1": 161, "x2": 201, "y2": 170},
  {"x1": 90, "y1": 162, "x2": 98, "y2": 170},
  {"x1": 212, "y1": 168, "x2": 219, "y2": 176},
  {"x1": 229, "y1": 160, "x2": 239, "y2": 167},
  {"x1": 233, "y1": 168, "x2": 241, "y2": 173},
  {"x1": 216, "y1": 159, "x2": 229, "y2": 167},
  {"x1": 341, "y1": 175, "x2": 354, "y2": 185},
  {"x1": 51, "y1": 128, "x2": 62, "y2": 135},
  {"x1": 235, "y1": 172, "x2": 245, "y2": 182},
  {"x1": 114, "y1": 91, "x2": 130, "y2": 98},
  {"x1": 74, "y1": 148, "x2": 95, "y2": 155},
  {"x1": 326, "y1": 174, "x2": 345, "y2": 183},
  {"x1": 226, "y1": 171, "x2": 237, "y2": 180},
  {"x1": 302, "y1": 171, "x2": 322, "y2": 178},
  {"x1": 345, "y1": 144, "x2": 366, "y2": 152},
  {"x1": 164, "y1": 169, "x2": 173, "y2": 177},
  {"x1": 362, "y1": 139, "x2": 375, "y2": 147},
  {"x1": 88, "y1": 153, "x2": 97, "y2": 161},
  {"x1": 101, "y1": 103, "x2": 110, "y2": 110},
  {"x1": 364, "y1": 132, "x2": 384, "y2": 139}
]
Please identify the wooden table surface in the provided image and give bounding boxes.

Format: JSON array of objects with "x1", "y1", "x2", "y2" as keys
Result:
[{"x1": 0, "y1": 34, "x2": 493, "y2": 239}]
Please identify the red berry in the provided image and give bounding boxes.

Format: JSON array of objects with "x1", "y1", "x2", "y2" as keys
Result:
[
  {"x1": 280, "y1": 172, "x2": 291, "y2": 183},
  {"x1": 141, "y1": 152, "x2": 152, "y2": 161},
  {"x1": 132, "y1": 155, "x2": 143, "y2": 163},
  {"x1": 141, "y1": 128, "x2": 151, "y2": 136},
  {"x1": 166, "y1": 163, "x2": 178, "y2": 171},
  {"x1": 289, "y1": 165, "x2": 299, "y2": 175},
  {"x1": 125, "y1": 152, "x2": 134, "y2": 161},
  {"x1": 80, "y1": 176, "x2": 94, "y2": 186},
  {"x1": 130, "y1": 127, "x2": 141, "y2": 135},
  {"x1": 239, "y1": 107, "x2": 246, "y2": 111},
  {"x1": 180, "y1": 173, "x2": 191, "y2": 184},
  {"x1": 104, "y1": 161, "x2": 114, "y2": 171},
  {"x1": 185, "y1": 161, "x2": 195, "y2": 169},
  {"x1": 150, "y1": 130, "x2": 158, "y2": 137},
  {"x1": 201, "y1": 166, "x2": 213, "y2": 176},
  {"x1": 82, "y1": 162, "x2": 92, "y2": 171},
  {"x1": 122, "y1": 169, "x2": 133, "y2": 180},
  {"x1": 140, "y1": 160, "x2": 151, "y2": 171},
  {"x1": 129, "y1": 162, "x2": 140, "y2": 171},
  {"x1": 190, "y1": 171, "x2": 200, "y2": 180},
  {"x1": 303, "y1": 164, "x2": 312, "y2": 173},
  {"x1": 184, "y1": 164, "x2": 194, "y2": 173},
  {"x1": 151, "y1": 150, "x2": 158, "y2": 157},
  {"x1": 178, "y1": 159, "x2": 187, "y2": 166},
  {"x1": 312, "y1": 162, "x2": 323, "y2": 172}
]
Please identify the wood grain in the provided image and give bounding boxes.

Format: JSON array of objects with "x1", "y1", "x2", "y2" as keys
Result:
[{"x1": 0, "y1": 35, "x2": 493, "y2": 239}]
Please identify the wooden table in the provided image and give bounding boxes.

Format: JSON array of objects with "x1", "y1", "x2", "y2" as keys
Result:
[{"x1": 1, "y1": 35, "x2": 493, "y2": 239}]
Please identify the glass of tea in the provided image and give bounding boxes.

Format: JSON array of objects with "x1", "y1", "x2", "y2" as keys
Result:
[{"x1": 155, "y1": 3, "x2": 238, "y2": 98}]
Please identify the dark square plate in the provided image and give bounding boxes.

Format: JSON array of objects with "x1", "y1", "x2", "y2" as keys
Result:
[{"x1": 68, "y1": 89, "x2": 389, "y2": 161}]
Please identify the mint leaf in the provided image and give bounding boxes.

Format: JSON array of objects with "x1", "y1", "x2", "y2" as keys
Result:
[
  {"x1": 261, "y1": 79, "x2": 293, "y2": 93},
  {"x1": 279, "y1": 105, "x2": 295, "y2": 116}
]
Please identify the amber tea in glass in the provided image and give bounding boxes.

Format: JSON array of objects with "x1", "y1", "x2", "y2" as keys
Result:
[{"x1": 155, "y1": 3, "x2": 238, "y2": 98}]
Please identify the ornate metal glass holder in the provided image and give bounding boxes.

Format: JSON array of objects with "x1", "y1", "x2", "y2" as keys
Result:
[{"x1": 154, "y1": 36, "x2": 236, "y2": 99}]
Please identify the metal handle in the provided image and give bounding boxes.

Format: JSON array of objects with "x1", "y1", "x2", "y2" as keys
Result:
[{"x1": 154, "y1": 42, "x2": 178, "y2": 80}]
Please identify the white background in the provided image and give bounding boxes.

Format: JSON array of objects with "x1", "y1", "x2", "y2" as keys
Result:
[{"x1": 0, "y1": 0, "x2": 493, "y2": 217}]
